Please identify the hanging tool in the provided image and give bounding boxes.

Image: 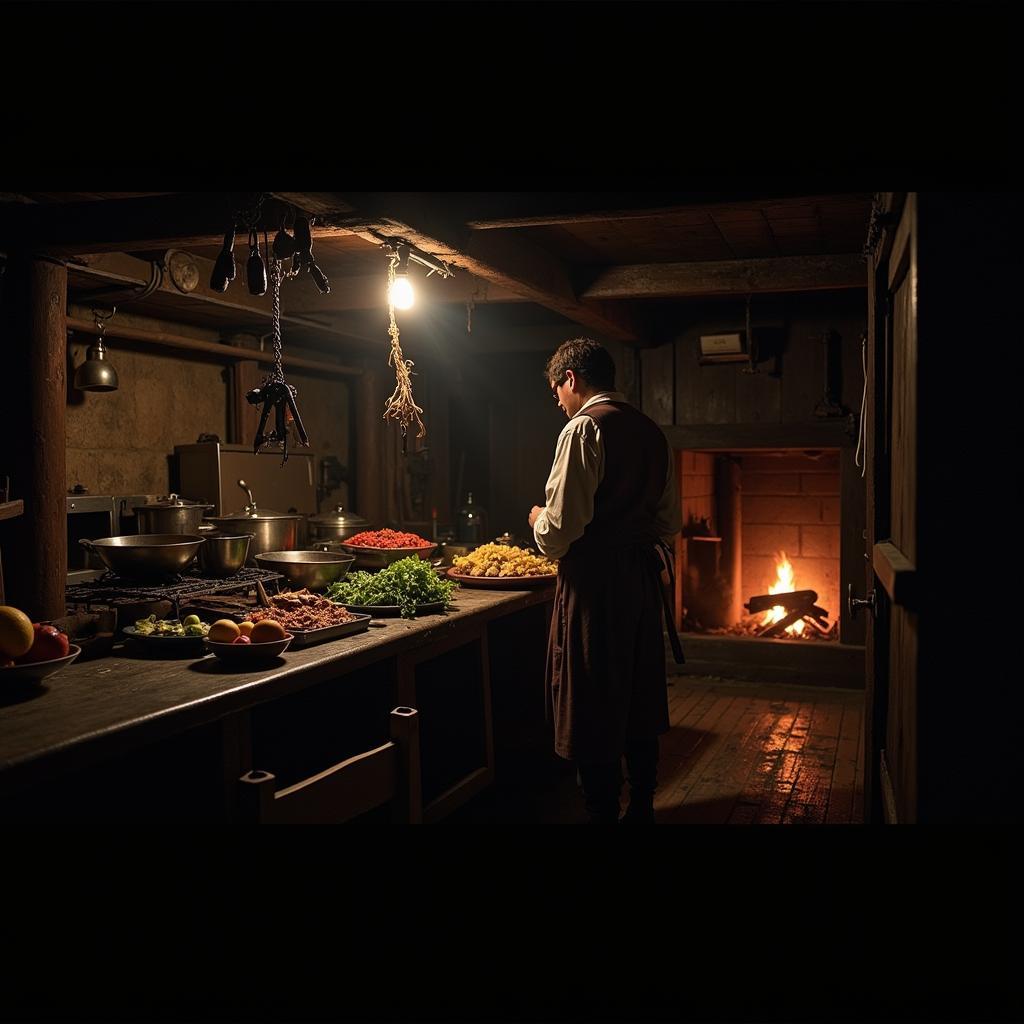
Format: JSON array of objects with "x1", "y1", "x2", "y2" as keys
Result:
[
  {"x1": 246, "y1": 259, "x2": 310, "y2": 465},
  {"x1": 246, "y1": 227, "x2": 267, "y2": 296},
  {"x1": 293, "y1": 216, "x2": 330, "y2": 294}
]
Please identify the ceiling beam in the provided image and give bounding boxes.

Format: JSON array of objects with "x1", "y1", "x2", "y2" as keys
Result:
[
  {"x1": 582, "y1": 254, "x2": 867, "y2": 300},
  {"x1": 464, "y1": 192, "x2": 869, "y2": 229},
  {"x1": 0, "y1": 192, "x2": 357, "y2": 256},
  {"x1": 67, "y1": 252, "x2": 381, "y2": 346},
  {"x1": 288, "y1": 192, "x2": 643, "y2": 343},
  {"x1": 286, "y1": 272, "x2": 529, "y2": 313}
]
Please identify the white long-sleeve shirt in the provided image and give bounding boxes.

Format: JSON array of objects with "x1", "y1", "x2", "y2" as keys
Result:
[{"x1": 532, "y1": 391, "x2": 681, "y2": 561}]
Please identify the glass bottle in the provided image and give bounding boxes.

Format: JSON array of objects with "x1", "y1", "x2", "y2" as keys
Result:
[{"x1": 455, "y1": 491, "x2": 487, "y2": 545}]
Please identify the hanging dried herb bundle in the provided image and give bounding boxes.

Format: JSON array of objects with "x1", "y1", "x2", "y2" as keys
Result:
[{"x1": 383, "y1": 250, "x2": 426, "y2": 443}]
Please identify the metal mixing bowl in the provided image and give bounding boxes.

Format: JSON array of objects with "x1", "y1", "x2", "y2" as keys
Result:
[
  {"x1": 254, "y1": 550, "x2": 355, "y2": 591},
  {"x1": 197, "y1": 533, "x2": 253, "y2": 577},
  {"x1": 79, "y1": 534, "x2": 205, "y2": 578}
]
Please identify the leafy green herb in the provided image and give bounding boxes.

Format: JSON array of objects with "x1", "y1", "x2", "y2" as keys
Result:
[{"x1": 326, "y1": 557, "x2": 458, "y2": 619}]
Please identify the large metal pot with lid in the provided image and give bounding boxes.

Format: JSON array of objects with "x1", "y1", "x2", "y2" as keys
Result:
[
  {"x1": 202, "y1": 479, "x2": 302, "y2": 560},
  {"x1": 134, "y1": 494, "x2": 214, "y2": 535},
  {"x1": 307, "y1": 503, "x2": 372, "y2": 543}
]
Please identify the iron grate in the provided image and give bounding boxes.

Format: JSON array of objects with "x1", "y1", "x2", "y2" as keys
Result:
[{"x1": 65, "y1": 566, "x2": 283, "y2": 610}]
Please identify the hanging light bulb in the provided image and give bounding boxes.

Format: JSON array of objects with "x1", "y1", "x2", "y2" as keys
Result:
[
  {"x1": 388, "y1": 245, "x2": 414, "y2": 310},
  {"x1": 74, "y1": 308, "x2": 119, "y2": 393}
]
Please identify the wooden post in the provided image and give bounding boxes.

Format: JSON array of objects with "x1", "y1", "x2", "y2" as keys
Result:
[
  {"x1": 716, "y1": 454, "x2": 743, "y2": 624},
  {"x1": 228, "y1": 358, "x2": 262, "y2": 446},
  {"x1": 354, "y1": 359, "x2": 384, "y2": 526},
  {"x1": 3, "y1": 258, "x2": 67, "y2": 621}
]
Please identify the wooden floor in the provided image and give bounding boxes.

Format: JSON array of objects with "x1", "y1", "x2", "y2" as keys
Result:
[{"x1": 445, "y1": 675, "x2": 864, "y2": 824}]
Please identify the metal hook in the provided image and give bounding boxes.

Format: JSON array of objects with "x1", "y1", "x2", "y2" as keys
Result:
[{"x1": 91, "y1": 305, "x2": 116, "y2": 334}]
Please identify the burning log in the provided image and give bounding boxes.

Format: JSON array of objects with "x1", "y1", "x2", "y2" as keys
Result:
[{"x1": 744, "y1": 589, "x2": 831, "y2": 639}]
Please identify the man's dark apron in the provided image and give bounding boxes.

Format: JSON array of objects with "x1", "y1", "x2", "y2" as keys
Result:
[{"x1": 543, "y1": 401, "x2": 683, "y2": 763}]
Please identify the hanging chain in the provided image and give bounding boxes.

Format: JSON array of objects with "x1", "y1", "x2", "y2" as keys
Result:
[{"x1": 270, "y1": 257, "x2": 284, "y2": 380}]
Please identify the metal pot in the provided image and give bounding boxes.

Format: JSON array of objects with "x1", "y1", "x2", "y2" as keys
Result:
[
  {"x1": 80, "y1": 534, "x2": 206, "y2": 578},
  {"x1": 201, "y1": 479, "x2": 302, "y2": 560},
  {"x1": 134, "y1": 494, "x2": 214, "y2": 535},
  {"x1": 307, "y1": 504, "x2": 371, "y2": 543}
]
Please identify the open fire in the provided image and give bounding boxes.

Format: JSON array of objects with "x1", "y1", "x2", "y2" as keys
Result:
[
  {"x1": 686, "y1": 550, "x2": 839, "y2": 642},
  {"x1": 763, "y1": 552, "x2": 805, "y2": 636}
]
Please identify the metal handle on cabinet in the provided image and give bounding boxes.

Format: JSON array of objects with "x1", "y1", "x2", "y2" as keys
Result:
[{"x1": 847, "y1": 583, "x2": 877, "y2": 619}]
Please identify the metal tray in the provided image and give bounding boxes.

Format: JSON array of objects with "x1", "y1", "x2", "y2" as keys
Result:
[{"x1": 286, "y1": 613, "x2": 373, "y2": 647}]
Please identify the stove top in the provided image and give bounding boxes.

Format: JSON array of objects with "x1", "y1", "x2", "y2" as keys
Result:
[{"x1": 65, "y1": 566, "x2": 283, "y2": 612}]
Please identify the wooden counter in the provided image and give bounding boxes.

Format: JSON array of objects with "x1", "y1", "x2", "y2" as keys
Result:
[{"x1": 0, "y1": 586, "x2": 554, "y2": 821}]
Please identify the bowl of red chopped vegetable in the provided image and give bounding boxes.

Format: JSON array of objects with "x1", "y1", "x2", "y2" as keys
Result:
[{"x1": 339, "y1": 528, "x2": 437, "y2": 569}]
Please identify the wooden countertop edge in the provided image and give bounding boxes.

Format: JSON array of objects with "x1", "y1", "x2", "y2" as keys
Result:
[{"x1": 0, "y1": 587, "x2": 553, "y2": 795}]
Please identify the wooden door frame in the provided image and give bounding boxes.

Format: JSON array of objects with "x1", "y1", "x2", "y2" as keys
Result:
[{"x1": 863, "y1": 191, "x2": 905, "y2": 824}]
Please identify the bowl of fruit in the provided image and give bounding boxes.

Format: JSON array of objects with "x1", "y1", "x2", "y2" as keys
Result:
[
  {"x1": 204, "y1": 618, "x2": 292, "y2": 662},
  {"x1": 0, "y1": 605, "x2": 81, "y2": 683}
]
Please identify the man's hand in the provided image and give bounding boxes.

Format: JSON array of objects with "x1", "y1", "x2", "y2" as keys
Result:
[{"x1": 528, "y1": 505, "x2": 545, "y2": 529}]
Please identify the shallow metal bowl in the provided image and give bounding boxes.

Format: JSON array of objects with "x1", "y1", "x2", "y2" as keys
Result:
[
  {"x1": 80, "y1": 534, "x2": 205, "y2": 578},
  {"x1": 254, "y1": 550, "x2": 356, "y2": 591},
  {"x1": 198, "y1": 533, "x2": 253, "y2": 578}
]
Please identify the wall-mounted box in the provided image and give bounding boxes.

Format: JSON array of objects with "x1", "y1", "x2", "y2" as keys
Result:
[{"x1": 699, "y1": 333, "x2": 747, "y2": 364}]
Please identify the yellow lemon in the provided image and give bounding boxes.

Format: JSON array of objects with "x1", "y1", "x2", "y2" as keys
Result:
[
  {"x1": 237, "y1": 621, "x2": 255, "y2": 637},
  {"x1": 207, "y1": 619, "x2": 241, "y2": 644},
  {"x1": 0, "y1": 605, "x2": 35, "y2": 659}
]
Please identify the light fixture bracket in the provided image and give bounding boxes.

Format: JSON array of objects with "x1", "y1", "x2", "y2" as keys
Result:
[{"x1": 377, "y1": 235, "x2": 454, "y2": 279}]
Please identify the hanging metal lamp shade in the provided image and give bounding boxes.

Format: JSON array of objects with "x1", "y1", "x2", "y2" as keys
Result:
[{"x1": 74, "y1": 336, "x2": 119, "y2": 392}]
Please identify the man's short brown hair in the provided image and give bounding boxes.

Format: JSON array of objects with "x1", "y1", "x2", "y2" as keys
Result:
[{"x1": 544, "y1": 337, "x2": 616, "y2": 391}]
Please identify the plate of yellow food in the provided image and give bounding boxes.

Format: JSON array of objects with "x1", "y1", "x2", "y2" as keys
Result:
[{"x1": 447, "y1": 543, "x2": 557, "y2": 588}]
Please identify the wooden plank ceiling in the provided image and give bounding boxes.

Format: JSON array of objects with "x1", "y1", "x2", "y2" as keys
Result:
[{"x1": 0, "y1": 191, "x2": 873, "y2": 349}]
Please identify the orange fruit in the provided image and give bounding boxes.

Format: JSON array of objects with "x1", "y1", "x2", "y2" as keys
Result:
[
  {"x1": 0, "y1": 605, "x2": 35, "y2": 659},
  {"x1": 237, "y1": 621, "x2": 255, "y2": 637},
  {"x1": 207, "y1": 619, "x2": 241, "y2": 644},
  {"x1": 250, "y1": 619, "x2": 286, "y2": 644}
]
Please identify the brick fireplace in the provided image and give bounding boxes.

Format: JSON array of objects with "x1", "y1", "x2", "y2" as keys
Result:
[
  {"x1": 670, "y1": 445, "x2": 863, "y2": 687},
  {"x1": 678, "y1": 449, "x2": 841, "y2": 637}
]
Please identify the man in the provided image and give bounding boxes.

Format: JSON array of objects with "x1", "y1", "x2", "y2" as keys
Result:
[{"x1": 529, "y1": 337, "x2": 681, "y2": 824}]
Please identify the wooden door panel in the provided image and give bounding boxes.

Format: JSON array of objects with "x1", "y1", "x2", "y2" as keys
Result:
[{"x1": 864, "y1": 193, "x2": 918, "y2": 823}]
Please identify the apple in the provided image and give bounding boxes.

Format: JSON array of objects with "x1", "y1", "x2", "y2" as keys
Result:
[
  {"x1": 232, "y1": 634, "x2": 251, "y2": 645},
  {"x1": 16, "y1": 623, "x2": 70, "y2": 664}
]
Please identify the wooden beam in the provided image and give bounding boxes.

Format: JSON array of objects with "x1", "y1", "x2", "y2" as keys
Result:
[
  {"x1": 69, "y1": 252, "x2": 381, "y2": 346},
  {"x1": 286, "y1": 271, "x2": 528, "y2": 314},
  {"x1": 66, "y1": 317, "x2": 363, "y2": 378},
  {"x1": 1, "y1": 192, "x2": 357, "y2": 256},
  {"x1": 464, "y1": 192, "x2": 869, "y2": 229},
  {"x1": 269, "y1": 192, "x2": 357, "y2": 217},
  {"x1": 583, "y1": 254, "x2": 867, "y2": 299},
  {"x1": 301, "y1": 193, "x2": 642, "y2": 342}
]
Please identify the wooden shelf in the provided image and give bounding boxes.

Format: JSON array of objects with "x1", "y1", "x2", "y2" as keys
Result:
[{"x1": 0, "y1": 500, "x2": 24, "y2": 521}]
